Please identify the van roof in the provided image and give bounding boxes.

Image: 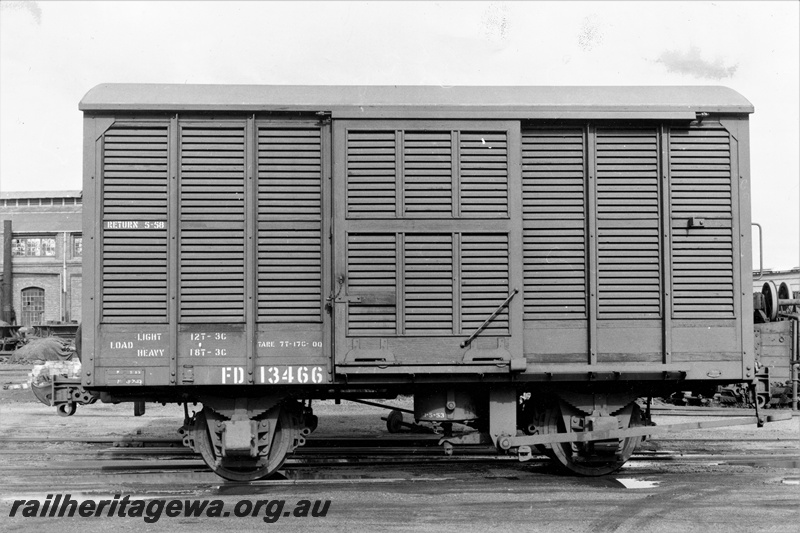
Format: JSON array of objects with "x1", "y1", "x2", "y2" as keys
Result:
[{"x1": 79, "y1": 84, "x2": 753, "y2": 119}]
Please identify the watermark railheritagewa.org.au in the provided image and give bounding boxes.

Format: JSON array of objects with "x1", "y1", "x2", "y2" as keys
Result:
[{"x1": 7, "y1": 494, "x2": 331, "y2": 523}]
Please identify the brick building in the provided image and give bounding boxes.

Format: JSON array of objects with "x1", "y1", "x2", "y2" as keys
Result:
[
  {"x1": 0, "y1": 191, "x2": 82, "y2": 327},
  {"x1": 753, "y1": 268, "x2": 800, "y2": 294}
]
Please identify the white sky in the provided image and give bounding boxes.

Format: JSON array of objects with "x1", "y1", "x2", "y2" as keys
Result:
[{"x1": 1, "y1": 0, "x2": 798, "y2": 269}]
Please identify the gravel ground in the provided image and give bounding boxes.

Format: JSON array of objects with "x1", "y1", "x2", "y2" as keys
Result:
[{"x1": 1, "y1": 362, "x2": 798, "y2": 532}]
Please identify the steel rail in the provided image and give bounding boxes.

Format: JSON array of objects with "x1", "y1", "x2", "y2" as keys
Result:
[
  {"x1": 505, "y1": 412, "x2": 793, "y2": 449},
  {"x1": 0, "y1": 451, "x2": 795, "y2": 476}
]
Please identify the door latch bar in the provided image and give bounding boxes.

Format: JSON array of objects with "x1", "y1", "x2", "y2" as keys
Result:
[{"x1": 460, "y1": 289, "x2": 519, "y2": 348}]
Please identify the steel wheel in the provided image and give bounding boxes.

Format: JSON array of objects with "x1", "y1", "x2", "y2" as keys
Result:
[
  {"x1": 386, "y1": 409, "x2": 404, "y2": 433},
  {"x1": 191, "y1": 406, "x2": 298, "y2": 482},
  {"x1": 762, "y1": 281, "x2": 779, "y2": 321},
  {"x1": 57, "y1": 402, "x2": 77, "y2": 417},
  {"x1": 542, "y1": 402, "x2": 643, "y2": 476},
  {"x1": 778, "y1": 282, "x2": 795, "y2": 313}
]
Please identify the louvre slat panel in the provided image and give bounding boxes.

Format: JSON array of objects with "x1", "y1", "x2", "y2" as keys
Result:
[
  {"x1": 596, "y1": 129, "x2": 661, "y2": 317},
  {"x1": 459, "y1": 132, "x2": 509, "y2": 216},
  {"x1": 347, "y1": 234, "x2": 397, "y2": 335},
  {"x1": 257, "y1": 127, "x2": 322, "y2": 322},
  {"x1": 521, "y1": 129, "x2": 587, "y2": 319},
  {"x1": 101, "y1": 125, "x2": 169, "y2": 323},
  {"x1": 179, "y1": 125, "x2": 245, "y2": 322},
  {"x1": 461, "y1": 234, "x2": 509, "y2": 333},
  {"x1": 347, "y1": 131, "x2": 396, "y2": 216},
  {"x1": 404, "y1": 234, "x2": 453, "y2": 333},
  {"x1": 345, "y1": 128, "x2": 510, "y2": 219},
  {"x1": 404, "y1": 132, "x2": 452, "y2": 215},
  {"x1": 670, "y1": 126, "x2": 734, "y2": 318}
]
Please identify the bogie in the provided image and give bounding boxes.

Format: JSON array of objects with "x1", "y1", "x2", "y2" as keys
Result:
[{"x1": 180, "y1": 400, "x2": 310, "y2": 482}]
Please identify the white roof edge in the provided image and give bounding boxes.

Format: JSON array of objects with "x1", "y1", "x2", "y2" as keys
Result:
[{"x1": 79, "y1": 84, "x2": 754, "y2": 114}]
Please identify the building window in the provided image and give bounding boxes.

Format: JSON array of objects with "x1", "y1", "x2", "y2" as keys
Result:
[
  {"x1": 73, "y1": 236, "x2": 83, "y2": 258},
  {"x1": 12, "y1": 237, "x2": 56, "y2": 257},
  {"x1": 21, "y1": 287, "x2": 45, "y2": 326}
]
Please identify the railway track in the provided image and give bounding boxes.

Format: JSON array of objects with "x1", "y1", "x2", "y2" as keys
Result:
[
  {"x1": 0, "y1": 398, "x2": 795, "y2": 491},
  {"x1": 0, "y1": 428, "x2": 795, "y2": 500},
  {"x1": 0, "y1": 434, "x2": 795, "y2": 466},
  {"x1": 0, "y1": 446, "x2": 796, "y2": 466}
]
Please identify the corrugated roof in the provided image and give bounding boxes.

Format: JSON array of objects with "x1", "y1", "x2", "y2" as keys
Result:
[
  {"x1": 0, "y1": 190, "x2": 82, "y2": 199},
  {"x1": 79, "y1": 84, "x2": 754, "y2": 117}
]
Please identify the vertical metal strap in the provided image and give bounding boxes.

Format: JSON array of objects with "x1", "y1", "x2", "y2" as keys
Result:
[
  {"x1": 85, "y1": 118, "x2": 103, "y2": 386},
  {"x1": 506, "y1": 123, "x2": 525, "y2": 362},
  {"x1": 332, "y1": 121, "x2": 348, "y2": 364},
  {"x1": 395, "y1": 129, "x2": 405, "y2": 336},
  {"x1": 320, "y1": 120, "x2": 333, "y2": 379},
  {"x1": 451, "y1": 130, "x2": 461, "y2": 218},
  {"x1": 728, "y1": 130, "x2": 743, "y2": 331},
  {"x1": 396, "y1": 232, "x2": 405, "y2": 335},
  {"x1": 660, "y1": 125, "x2": 673, "y2": 365},
  {"x1": 452, "y1": 232, "x2": 462, "y2": 335},
  {"x1": 395, "y1": 130, "x2": 405, "y2": 218},
  {"x1": 168, "y1": 115, "x2": 179, "y2": 385},
  {"x1": 586, "y1": 124, "x2": 598, "y2": 365},
  {"x1": 728, "y1": 124, "x2": 747, "y2": 374},
  {"x1": 245, "y1": 115, "x2": 256, "y2": 384}
]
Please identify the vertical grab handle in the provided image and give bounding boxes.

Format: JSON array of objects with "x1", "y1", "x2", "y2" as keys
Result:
[{"x1": 752, "y1": 223, "x2": 763, "y2": 280}]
